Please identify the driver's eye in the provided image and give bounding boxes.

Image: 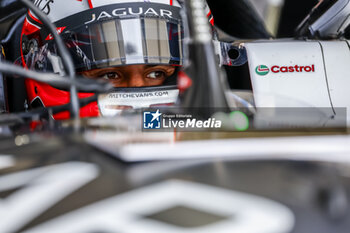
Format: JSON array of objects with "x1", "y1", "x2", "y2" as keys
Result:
[
  {"x1": 147, "y1": 71, "x2": 166, "y2": 79},
  {"x1": 100, "y1": 72, "x2": 120, "y2": 80}
]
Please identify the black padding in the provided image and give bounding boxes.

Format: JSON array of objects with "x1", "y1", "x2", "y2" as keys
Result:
[
  {"x1": 206, "y1": 0, "x2": 270, "y2": 39},
  {"x1": 2, "y1": 15, "x2": 28, "y2": 113},
  {"x1": 277, "y1": 0, "x2": 318, "y2": 37}
]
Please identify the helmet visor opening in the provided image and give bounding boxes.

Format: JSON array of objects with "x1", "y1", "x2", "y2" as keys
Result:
[{"x1": 47, "y1": 17, "x2": 183, "y2": 72}]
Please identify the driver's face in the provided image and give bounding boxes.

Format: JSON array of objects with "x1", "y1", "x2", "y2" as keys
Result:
[{"x1": 81, "y1": 64, "x2": 176, "y2": 88}]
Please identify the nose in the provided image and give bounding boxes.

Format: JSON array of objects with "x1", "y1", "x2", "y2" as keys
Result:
[{"x1": 126, "y1": 73, "x2": 146, "y2": 87}]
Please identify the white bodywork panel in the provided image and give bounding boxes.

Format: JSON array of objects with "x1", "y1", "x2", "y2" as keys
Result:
[
  {"x1": 245, "y1": 41, "x2": 332, "y2": 108},
  {"x1": 245, "y1": 40, "x2": 350, "y2": 126},
  {"x1": 319, "y1": 41, "x2": 350, "y2": 115}
]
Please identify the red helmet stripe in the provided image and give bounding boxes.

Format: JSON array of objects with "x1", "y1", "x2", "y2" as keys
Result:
[
  {"x1": 28, "y1": 10, "x2": 42, "y2": 25},
  {"x1": 20, "y1": 34, "x2": 26, "y2": 69},
  {"x1": 20, "y1": 17, "x2": 41, "y2": 68},
  {"x1": 23, "y1": 17, "x2": 41, "y2": 34},
  {"x1": 170, "y1": 0, "x2": 173, "y2": 5}
]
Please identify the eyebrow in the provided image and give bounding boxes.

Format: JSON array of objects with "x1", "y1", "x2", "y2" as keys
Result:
[{"x1": 82, "y1": 64, "x2": 175, "y2": 75}]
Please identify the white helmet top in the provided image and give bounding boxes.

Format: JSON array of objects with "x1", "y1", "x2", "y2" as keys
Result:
[{"x1": 32, "y1": 0, "x2": 181, "y2": 22}]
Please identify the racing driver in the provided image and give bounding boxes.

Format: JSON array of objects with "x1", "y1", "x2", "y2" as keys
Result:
[{"x1": 20, "y1": 0, "x2": 214, "y2": 119}]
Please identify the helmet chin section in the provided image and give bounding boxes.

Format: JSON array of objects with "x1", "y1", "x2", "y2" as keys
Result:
[{"x1": 97, "y1": 86, "x2": 179, "y2": 116}]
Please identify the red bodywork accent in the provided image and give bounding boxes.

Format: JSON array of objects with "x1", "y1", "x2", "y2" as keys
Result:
[
  {"x1": 87, "y1": 0, "x2": 93, "y2": 8},
  {"x1": 207, "y1": 11, "x2": 214, "y2": 26},
  {"x1": 30, "y1": 120, "x2": 43, "y2": 131},
  {"x1": 177, "y1": 70, "x2": 192, "y2": 93},
  {"x1": 209, "y1": 17, "x2": 214, "y2": 26}
]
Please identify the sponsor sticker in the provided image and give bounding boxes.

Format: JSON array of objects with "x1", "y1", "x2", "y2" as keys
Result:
[
  {"x1": 255, "y1": 64, "x2": 315, "y2": 76},
  {"x1": 255, "y1": 65, "x2": 270, "y2": 76}
]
